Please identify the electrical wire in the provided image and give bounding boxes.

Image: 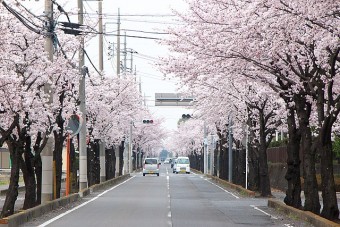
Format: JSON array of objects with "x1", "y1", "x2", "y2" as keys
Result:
[
  {"x1": 78, "y1": 13, "x2": 176, "y2": 17},
  {"x1": 104, "y1": 33, "x2": 161, "y2": 40},
  {"x1": 1, "y1": 1, "x2": 43, "y2": 34},
  {"x1": 83, "y1": 48, "x2": 103, "y2": 77},
  {"x1": 14, "y1": 0, "x2": 45, "y2": 23},
  {"x1": 118, "y1": 29, "x2": 168, "y2": 35}
]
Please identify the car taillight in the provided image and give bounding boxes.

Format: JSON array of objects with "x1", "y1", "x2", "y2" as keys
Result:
[
  {"x1": 157, "y1": 163, "x2": 160, "y2": 169},
  {"x1": 143, "y1": 164, "x2": 145, "y2": 169}
]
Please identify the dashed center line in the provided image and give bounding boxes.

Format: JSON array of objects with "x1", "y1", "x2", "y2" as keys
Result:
[{"x1": 166, "y1": 167, "x2": 172, "y2": 227}]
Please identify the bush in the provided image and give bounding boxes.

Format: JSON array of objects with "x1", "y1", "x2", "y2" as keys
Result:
[{"x1": 269, "y1": 137, "x2": 288, "y2": 148}]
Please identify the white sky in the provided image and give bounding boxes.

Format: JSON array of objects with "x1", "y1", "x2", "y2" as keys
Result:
[{"x1": 21, "y1": 0, "x2": 191, "y2": 132}]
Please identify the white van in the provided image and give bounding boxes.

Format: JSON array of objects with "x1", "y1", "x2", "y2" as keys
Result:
[
  {"x1": 143, "y1": 158, "x2": 160, "y2": 176},
  {"x1": 174, "y1": 157, "x2": 190, "y2": 174}
]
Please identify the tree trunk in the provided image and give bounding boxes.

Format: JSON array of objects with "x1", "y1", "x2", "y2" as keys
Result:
[
  {"x1": 53, "y1": 131, "x2": 64, "y2": 198},
  {"x1": 87, "y1": 140, "x2": 100, "y2": 187},
  {"x1": 214, "y1": 143, "x2": 218, "y2": 176},
  {"x1": 258, "y1": 112, "x2": 271, "y2": 197},
  {"x1": 105, "y1": 146, "x2": 116, "y2": 180},
  {"x1": 284, "y1": 109, "x2": 302, "y2": 209},
  {"x1": 302, "y1": 127, "x2": 320, "y2": 214},
  {"x1": 1, "y1": 143, "x2": 20, "y2": 218},
  {"x1": 119, "y1": 141, "x2": 124, "y2": 176},
  {"x1": 248, "y1": 145, "x2": 259, "y2": 191},
  {"x1": 218, "y1": 132, "x2": 228, "y2": 180},
  {"x1": 258, "y1": 144, "x2": 271, "y2": 196},
  {"x1": 318, "y1": 118, "x2": 339, "y2": 220},
  {"x1": 21, "y1": 133, "x2": 36, "y2": 209},
  {"x1": 20, "y1": 156, "x2": 36, "y2": 210},
  {"x1": 295, "y1": 99, "x2": 320, "y2": 214},
  {"x1": 70, "y1": 138, "x2": 78, "y2": 193},
  {"x1": 35, "y1": 154, "x2": 42, "y2": 205}
]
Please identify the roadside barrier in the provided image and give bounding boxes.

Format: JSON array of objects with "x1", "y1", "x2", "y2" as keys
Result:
[{"x1": 268, "y1": 199, "x2": 340, "y2": 227}]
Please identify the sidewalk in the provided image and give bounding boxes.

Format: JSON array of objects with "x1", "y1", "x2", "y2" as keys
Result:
[{"x1": 271, "y1": 189, "x2": 340, "y2": 208}]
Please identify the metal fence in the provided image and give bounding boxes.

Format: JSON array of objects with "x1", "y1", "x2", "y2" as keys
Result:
[
  {"x1": 267, "y1": 146, "x2": 288, "y2": 163},
  {"x1": 267, "y1": 146, "x2": 340, "y2": 175}
]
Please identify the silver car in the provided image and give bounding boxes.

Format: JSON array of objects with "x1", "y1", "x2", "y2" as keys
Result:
[{"x1": 143, "y1": 158, "x2": 160, "y2": 176}]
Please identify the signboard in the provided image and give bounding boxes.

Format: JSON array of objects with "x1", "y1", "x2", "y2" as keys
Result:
[
  {"x1": 155, "y1": 93, "x2": 195, "y2": 106},
  {"x1": 66, "y1": 114, "x2": 83, "y2": 136}
]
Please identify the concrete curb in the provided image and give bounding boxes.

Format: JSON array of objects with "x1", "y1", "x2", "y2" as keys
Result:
[
  {"x1": 0, "y1": 186, "x2": 25, "y2": 196},
  {"x1": 191, "y1": 169, "x2": 255, "y2": 197},
  {"x1": 209, "y1": 175, "x2": 256, "y2": 197},
  {"x1": 268, "y1": 199, "x2": 339, "y2": 227},
  {"x1": 0, "y1": 174, "x2": 130, "y2": 227}
]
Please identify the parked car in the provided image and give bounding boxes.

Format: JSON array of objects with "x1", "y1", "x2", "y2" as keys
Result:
[
  {"x1": 164, "y1": 158, "x2": 171, "y2": 164},
  {"x1": 143, "y1": 158, "x2": 160, "y2": 176},
  {"x1": 174, "y1": 157, "x2": 190, "y2": 174}
]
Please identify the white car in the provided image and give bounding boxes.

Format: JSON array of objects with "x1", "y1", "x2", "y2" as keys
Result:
[
  {"x1": 164, "y1": 158, "x2": 171, "y2": 164},
  {"x1": 143, "y1": 158, "x2": 160, "y2": 176},
  {"x1": 174, "y1": 157, "x2": 190, "y2": 174}
]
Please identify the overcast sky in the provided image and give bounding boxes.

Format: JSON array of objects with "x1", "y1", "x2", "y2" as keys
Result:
[{"x1": 21, "y1": 0, "x2": 191, "y2": 132}]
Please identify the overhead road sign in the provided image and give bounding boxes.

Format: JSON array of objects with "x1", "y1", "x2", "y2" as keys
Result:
[{"x1": 155, "y1": 93, "x2": 195, "y2": 106}]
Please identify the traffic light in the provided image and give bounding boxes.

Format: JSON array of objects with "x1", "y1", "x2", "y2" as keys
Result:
[
  {"x1": 182, "y1": 114, "x2": 191, "y2": 119},
  {"x1": 143, "y1": 119, "x2": 154, "y2": 124}
]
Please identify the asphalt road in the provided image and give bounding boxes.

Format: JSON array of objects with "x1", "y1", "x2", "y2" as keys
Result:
[{"x1": 24, "y1": 165, "x2": 313, "y2": 227}]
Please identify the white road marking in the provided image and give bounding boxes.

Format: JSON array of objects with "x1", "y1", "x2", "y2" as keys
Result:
[
  {"x1": 38, "y1": 176, "x2": 135, "y2": 227},
  {"x1": 283, "y1": 224, "x2": 294, "y2": 227},
  {"x1": 204, "y1": 179, "x2": 240, "y2": 199},
  {"x1": 250, "y1": 205, "x2": 278, "y2": 219},
  {"x1": 0, "y1": 197, "x2": 24, "y2": 201},
  {"x1": 166, "y1": 170, "x2": 172, "y2": 227}
]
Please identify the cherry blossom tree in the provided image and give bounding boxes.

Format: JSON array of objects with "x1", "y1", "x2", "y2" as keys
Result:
[
  {"x1": 0, "y1": 2, "x2": 79, "y2": 215},
  {"x1": 160, "y1": 0, "x2": 339, "y2": 219}
]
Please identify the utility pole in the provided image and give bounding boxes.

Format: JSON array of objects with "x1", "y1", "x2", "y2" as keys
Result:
[
  {"x1": 228, "y1": 115, "x2": 233, "y2": 182},
  {"x1": 129, "y1": 120, "x2": 133, "y2": 173},
  {"x1": 100, "y1": 140, "x2": 106, "y2": 182},
  {"x1": 203, "y1": 121, "x2": 207, "y2": 174},
  {"x1": 245, "y1": 125, "x2": 248, "y2": 189},
  {"x1": 78, "y1": 0, "x2": 87, "y2": 191},
  {"x1": 123, "y1": 32, "x2": 127, "y2": 77},
  {"x1": 116, "y1": 8, "x2": 120, "y2": 78},
  {"x1": 210, "y1": 134, "x2": 214, "y2": 175},
  {"x1": 41, "y1": 0, "x2": 54, "y2": 204},
  {"x1": 98, "y1": 0, "x2": 106, "y2": 183},
  {"x1": 130, "y1": 50, "x2": 133, "y2": 74},
  {"x1": 98, "y1": 0, "x2": 103, "y2": 72}
]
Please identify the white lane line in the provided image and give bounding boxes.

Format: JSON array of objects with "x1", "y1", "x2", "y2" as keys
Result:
[
  {"x1": 250, "y1": 205, "x2": 278, "y2": 219},
  {"x1": 204, "y1": 179, "x2": 239, "y2": 199},
  {"x1": 283, "y1": 224, "x2": 294, "y2": 227},
  {"x1": 166, "y1": 170, "x2": 172, "y2": 227},
  {"x1": 38, "y1": 176, "x2": 135, "y2": 227}
]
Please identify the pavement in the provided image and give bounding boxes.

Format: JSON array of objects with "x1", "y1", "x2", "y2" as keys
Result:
[{"x1": 0, "y1": 169, "x2": 339, "y2": 227}]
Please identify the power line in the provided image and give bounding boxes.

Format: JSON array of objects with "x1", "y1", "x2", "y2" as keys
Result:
[
  {"x1": 121, "y1": 29, "x2": 168, "y2": 35},
  {"x1": 1, "y1": 1, "x2": 43, "y2": 34},
  {"x1": 83, "y1": 48, "x2": 103, "y2": 77},
  {"x1": 103, "y1": 33, "x2": 161, "y2": 40},
  {"x1": 14, "y1": 0, "x2": 45, "y2": 22},
  {"x1": 78, "y1": 13, "x2": 176, "y2": 17}
]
